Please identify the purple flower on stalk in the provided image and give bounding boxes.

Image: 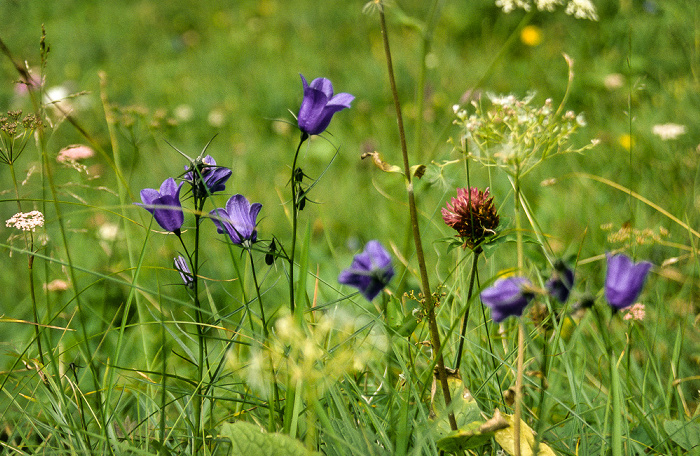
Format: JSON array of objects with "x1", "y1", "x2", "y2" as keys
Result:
[
  {"x1": 338, "y1": 240, "x2": 394, "y2": 301},
  {"x1": 183, "y1": 155, "x2": 232, "y2": 195},
  {"x1": 605, "y1": 253, "x2": 652, "y2": 310},
  {"x1": 546, "y1": 261, "x2": 575, "y2": 303},
  {"x1": 481, "y1": 277, "x2": 534, "y2": 323},
  {"x1": 174, "y1": 255, "x2": 194, "y2": 289},
  {"x1": 136, "y1": 177, "x2": 184, "y2": 233},
  {"x1": 297, "y1": 75, "x2": 354, "y2": 136},
  {"x1": 209, "y1": 194, "x2": 262, "y2": 246}
]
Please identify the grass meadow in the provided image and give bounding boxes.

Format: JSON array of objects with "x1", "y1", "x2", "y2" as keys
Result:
[{"x1": 0, "y1": 0, "x2": 698, "y2": 454}]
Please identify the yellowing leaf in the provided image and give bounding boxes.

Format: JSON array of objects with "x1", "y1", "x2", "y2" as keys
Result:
[
  {"x1": 361, "y1": 151, "x2": 402, "y2": 174},
  {"x1": 494, "y1": 413, "x2": 557, "y2": 456}
]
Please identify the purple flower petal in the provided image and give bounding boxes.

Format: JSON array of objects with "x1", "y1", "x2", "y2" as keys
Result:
[
  {"x1": 481, "y1": 276, "x2": 534, "y2": 323},
  {"x1": 210, "y1": 194, "x2": 261, "y2": 245},
  {"x1": 605, "y1": 253, "x2": 652, "y2": 310},
  {"x1": 297, "y1": 74, "x2": 353, "y2": 136},
  {"x1": 174, "y1": 255, "x2": 194, "y2": 289},
  {"x1": 135, "y1": 177, "x2": 184, "y2": 233},
  {"x1": 338, "y1": 240, "x2": 394, "y2": 301}
]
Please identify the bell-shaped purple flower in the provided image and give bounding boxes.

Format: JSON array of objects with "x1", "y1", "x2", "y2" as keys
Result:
[
  {"x1": 481, "y1": 276, "x2": 534, "y2": 323},
  {"x1": 297, "y1": 75, "x2": 354, "y2": 136},
  {"x1": 209, "y1": 194, "x2": 262, "y2": 246},
  {"x1": 174, "y1": 255, "x2": 194, "y2": 289},
  {"x1": 136, "y1": 177, "x2": 184, "y2": 233},
  {"x1": 184, "y1": 155, "x2": 232, "y2": 195},
  {"x1": 605, "y1": 253, "x2": 652, "y2": 310},
  {"x1": 546, "y1": 261, "x2": 575, "y2": 303},
  {"x1": 338, "y1": 240, "x2": 394, "y2": 301}
]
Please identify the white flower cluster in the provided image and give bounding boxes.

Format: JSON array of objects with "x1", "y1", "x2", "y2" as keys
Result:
[
  {"x1": 454, "y1": 92, "x2": 597, "y2": 176},
  {"x1": 652, "y1": 123, "x2": 686, "y2": 141},
  {"x1": 496, "y1": 0, "x2": 598, "y2": 20},
  {"x1": 6, "y1": 210, "x2": 44, "y2": 232}
]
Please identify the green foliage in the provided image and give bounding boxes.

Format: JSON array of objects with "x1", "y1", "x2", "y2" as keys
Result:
[
  {"x1": 0, "y1": 0, "x2": 698, "y2": 455},
  {"x1": 221, "y1": 422, "x2": 320, "y2": 456}
]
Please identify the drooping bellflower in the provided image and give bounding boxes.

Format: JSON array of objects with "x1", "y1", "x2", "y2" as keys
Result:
[
  {"x1": 604, "y1": 253, "x2": 652, "y2": 310},
  {"x1": 481, "y1": 276, "x2": 534, "y2": 323},
  {"x1": 297, "y1": 75, "x2": 354, "y2": 136},
  {"x1": 174, "y1": 255, "x2": 194, "y2": 289},
  {"x1": 338, "y1": 240, "x2": 394, "y2": 301},
  {"x1": 209, "y1": 194, "x2": 262, "y2": 246},
  {"x1": 442, "y1": 187, "x2": 500, "y2": 250},
  {"x1": 136, "y1": 177, "x2": 184, "y2": 234},
  {"x1": 183, "y1": 155, "x2": 232, "y2": 197},
  {"x1": 546, "y1": 260, "x2": 575, "y2": 303}
]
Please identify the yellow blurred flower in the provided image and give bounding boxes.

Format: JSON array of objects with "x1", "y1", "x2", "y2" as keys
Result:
[
  {"x1": 520, "y1": 25, "x2": 543, "y2": 47},
  {"x1": 618, "y1": 134, "x2": 633, "y2": 150}
]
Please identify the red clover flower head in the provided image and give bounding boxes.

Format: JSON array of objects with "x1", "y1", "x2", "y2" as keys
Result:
[
  {"x1": 338, "y1": 240, "x2": 394, "y2": 301},
  {"x1": 209, "y1": 194, "x2": 262, "y2": 247},
  {"x1": 297, "y1": 74, "x2": 354, "y2": 136},
  {"x1": 481, "y1": 276, "x2": 534, "y2": 323},
  {"x1": 442, "y1": 187, "x2": 500, "y2": 250},
  {"x1": 605, "y1": 253, "x2": 652, "y2": 311},
  {"x1": 136, "y1": 178, "x2": 184, "y2": 234}
]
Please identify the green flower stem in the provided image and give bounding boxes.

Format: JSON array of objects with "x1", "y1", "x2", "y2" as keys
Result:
[
  {"x1": 378, "y1": 4, "x2": 457, "y2": 432},
  {"x1": 289, "y1": 134, "x2": 308, "y2": 315},
  {"x1": 193, "y1": 204, "x2": 206, "y2": 454},
  {"x1": 8, "y1": 161, "x2": 46, "y2": 366},
  {"x1": 454, "y1": 250, "x2": 480, "y2": 371}
]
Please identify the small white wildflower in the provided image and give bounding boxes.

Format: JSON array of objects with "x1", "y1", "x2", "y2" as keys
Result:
[
  {"x1": 496, "y1": 0, "x2": 531, "y2": 12},
  {"x1": 604, "y1": 73, "x2": 625, "y2": 91},
  {"x1": 174, "y1": 104, "x2": 194, "y2": 122},
  {"x1": 622, "y1": 303, "x2": 646, "y2": 321},
  {"x1": 57, "y1": 144, "x2": 94, "y2": 163},
  {"x1": 565, "y1": 0, "x2": 598, "y2": 20},
  {"x1": 98, "y1": 222, "x2": 120, "y2": 242},
  {"x1": 208, "y1": 108, "x2": 226, "y2": 127},
  {"x1": 535, "y1": 0, "x2": 563, "y2": 11},
  {"x1": 652, "y1": 123, "x2": 686, "y2": 141},
  {"x1": 6, "y1": 211, "x2": 44, "y2": 232},
  {"x1": 44, "y1": 279, "x2": 69, "y2": 292}
]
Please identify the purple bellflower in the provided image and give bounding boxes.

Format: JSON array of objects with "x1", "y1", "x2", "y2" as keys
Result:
[
  {"x1": 546, "y1": 260, "x2": 575, "y2": 303},
  {"x1": 136, "y1": 177, "x2": 184, "y2": 234},
  {"x1": 481, "y1": 276, "x2": 535, "y2": 323},
  {"x1": 209, "y1": 194, "x2": 262, "y2": 246},
  {"x1": 297, "y1": 75, "x2": 354, "y2": 136},
  {"x1": 174, "y1": 255, "x2": 194, "y2": 289},
  {"x1": 338, "y1": 240, "x2": 394, "y2": 301},
  {"x1": 605, "y1": 253, "x2": 652, "y2": 310},
  {"x1": 184, "y1": 155, "x2": 232, "y2": 196}
]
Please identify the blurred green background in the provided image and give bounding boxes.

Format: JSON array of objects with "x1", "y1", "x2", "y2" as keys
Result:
[{"x1": 0, "y1": 0, "x2": 697, "y2": 338}]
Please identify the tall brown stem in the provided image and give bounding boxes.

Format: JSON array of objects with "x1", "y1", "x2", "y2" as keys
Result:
[{"x1": 378, "y1": 5, "x2": 457, "y2": 431}]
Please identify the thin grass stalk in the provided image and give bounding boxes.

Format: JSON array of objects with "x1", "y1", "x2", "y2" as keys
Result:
[
  {"x1": 377, "y1": 3, "x2": 457, "y2": 431},
  {"x1": 513, "y1": 170, "x2": 524, "y2": 456},
  {"x1": 454, "y1": 251, "x2": 480, "y2": 371}
]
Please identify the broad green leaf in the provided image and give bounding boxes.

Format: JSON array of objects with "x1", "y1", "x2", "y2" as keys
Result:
[
  {"x1": 221, "y1": 421, "x2": 319, "y2": 456},
  {"x1": 437, "y1": 421, "x2": 491, "y2": 452},
  {"x1": 664, "y1": 419, "x2": 700, "y2": 452},
  {"x1": 494, "y1": 413, "x2": 557, "y2": 456},
  {"x1": 436, "y1": 408, "x2": 510, "y2": 453},
  {"x1": 431, "y1": 371, "x2": 482, "y2": 438}
]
